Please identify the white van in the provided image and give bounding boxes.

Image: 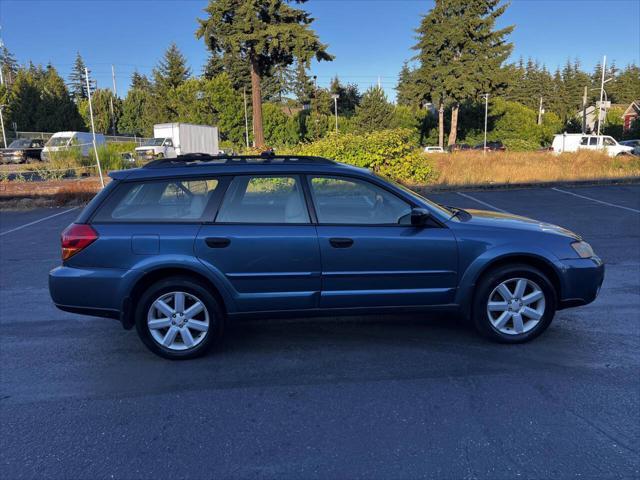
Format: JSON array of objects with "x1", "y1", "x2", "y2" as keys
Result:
[
  {"x1": 41, "y1": 132, "x2": 106, "y2": 161},
  {"x1": 552, "y1": 133, "x2": 633, "y2": 157}
]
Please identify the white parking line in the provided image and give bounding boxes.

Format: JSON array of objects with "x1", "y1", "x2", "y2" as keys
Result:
[
  {"x1": 0, "y1": 207, "x2": 79, "y2": 237},
  {"x1": 551, "y1": 187, "x2": 640, "y2": 214},
  {"x1": 456, "y1": 192, "x2": 510, "y2": 213}
]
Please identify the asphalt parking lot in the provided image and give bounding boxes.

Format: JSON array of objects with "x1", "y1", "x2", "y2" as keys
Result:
[{"x1": 1, "y1": 184, "x2": 639, "y2": 479}]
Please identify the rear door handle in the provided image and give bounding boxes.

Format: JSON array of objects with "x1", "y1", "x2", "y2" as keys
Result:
[
  {"x1": 205, "y1": 237, "x2": 231, "y2": 248},
  {"x1": 329, "y1": 238, "x2": 354, "y2": 248}
]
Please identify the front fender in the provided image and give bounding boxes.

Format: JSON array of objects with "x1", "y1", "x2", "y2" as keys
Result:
[{"x1": 455, "y1": 244, "x2": 563, "y2": 316}]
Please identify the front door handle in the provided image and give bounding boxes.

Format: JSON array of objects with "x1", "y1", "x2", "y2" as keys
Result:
[
  {"x1": 205, "y1": 237, "x2": 231, "y2": 248},
  {"x1": 329, "y1": 237, "x2": 354, "y2": 248}
]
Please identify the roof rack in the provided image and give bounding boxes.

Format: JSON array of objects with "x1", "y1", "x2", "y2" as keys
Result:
[{"x1": 143, "y1": 152, "x2": 336, "y2": 169}]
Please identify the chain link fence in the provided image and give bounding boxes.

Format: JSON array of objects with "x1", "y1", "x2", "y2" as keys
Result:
[{"x1": 1, "y1": 131, "x2": 151, "y2": 146}]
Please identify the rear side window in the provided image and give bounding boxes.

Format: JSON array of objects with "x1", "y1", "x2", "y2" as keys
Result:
[
  {"x1": 216, "y1": 175, "x2": 309, "y2": 224},
  {"x1": 93, "y1": 178, "x2": 220, "y2": 222}
]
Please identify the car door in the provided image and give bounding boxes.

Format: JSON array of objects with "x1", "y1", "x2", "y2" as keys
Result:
[
  {"x1": 195, "y1": 174, "x2": 321, "y2": 313},
  {"x1": 307, "y1": 175, "x2": 458, "y2": 309}
]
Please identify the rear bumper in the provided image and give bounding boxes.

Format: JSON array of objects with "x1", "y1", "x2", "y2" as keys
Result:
[
  {"x1": 558, "y1": 257, "x2": 605, "y2": 309},
  {"x1": 49, "y1": 265, "x2": 129, "y2": 316}
]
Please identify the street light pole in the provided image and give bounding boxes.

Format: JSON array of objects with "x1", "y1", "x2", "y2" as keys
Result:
[
  {"x1": 597, "y1": 55, "x2": 606, "y2": 136},
  {"x1": 331, "y1": 93, "x2": 339, "y2": 135},
  {"x1": 483, "y1": 93, "x2": 489, "y2": 153}
]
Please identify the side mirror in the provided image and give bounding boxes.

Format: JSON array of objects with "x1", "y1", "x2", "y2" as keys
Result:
[{"x1": 411, "y1": 208, "x2": 431, "y2": 226}]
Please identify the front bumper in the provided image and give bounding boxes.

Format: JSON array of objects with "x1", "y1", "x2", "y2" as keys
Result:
[{"x1": 558, "y1": 256, "x2": 605, "y2": 309}]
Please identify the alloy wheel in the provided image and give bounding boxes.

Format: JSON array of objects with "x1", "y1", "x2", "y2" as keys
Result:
[
  {"x1": 147, "y1": 291, "x2": 210, "y2": 351},
  {"x1": 486, "y1": 278, "x2": 546, "y2": 335}
]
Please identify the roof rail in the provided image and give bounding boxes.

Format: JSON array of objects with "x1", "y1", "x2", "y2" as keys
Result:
[{"x1": 143, "y1": 153, "x2": 335, "y2": 169}]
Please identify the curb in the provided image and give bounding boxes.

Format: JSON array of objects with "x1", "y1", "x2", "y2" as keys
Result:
[{"x1": 414, "y1": 176, "x2": 640, "y2": 193}]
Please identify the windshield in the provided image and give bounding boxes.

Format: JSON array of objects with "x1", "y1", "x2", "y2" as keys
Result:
[
  {"x1": 142, "y1": 138, "x2": 166, "y2": 146},
  {"x1": 8, "y1": 139, "x2": 31, "y2": 148},
  {"x1": 375, "y1": 173, "x2": 453, "y2": 217},
  {"x1": 46, "y1": 136, "x2": 72, "y2": 147}
]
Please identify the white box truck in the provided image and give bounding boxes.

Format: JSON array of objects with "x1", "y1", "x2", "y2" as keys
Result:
[{"x1": 135, "y1": 123, "x2": 219, "y2": 160}]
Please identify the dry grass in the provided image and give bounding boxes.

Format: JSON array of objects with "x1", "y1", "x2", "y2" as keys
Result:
[{"x1": 431, "y1": 151, "x2": 640, "y2": 187}]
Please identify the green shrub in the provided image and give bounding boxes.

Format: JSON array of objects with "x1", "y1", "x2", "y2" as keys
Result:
[
  {"x1": 89, "y1": 143, "x2": 132, "y2": 171},
  {"x1": 377, "y1": 150, "x2": 437, "y2": 185},
  {"x1": 289, "y1": 128, "x2": 437, "y2": 184}
]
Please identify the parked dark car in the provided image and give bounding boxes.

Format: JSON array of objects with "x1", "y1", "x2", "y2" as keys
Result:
[
  {"x1": 447, "y1": 143, "x2": 472, "y2": 152},
  {"x1": 0, "y1": 138, "x2": 45, "y2": 164},
  {"x1": 474, "y1": 141, "x2": 507, "y2": 152},
  {"x1": 49, "y1": 154, "x2": 604, "y2": 359}
]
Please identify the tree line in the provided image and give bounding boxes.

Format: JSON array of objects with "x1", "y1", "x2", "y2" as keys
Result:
[{"x1": 1, "y1": 0, "x2": 638, "y2": 150}]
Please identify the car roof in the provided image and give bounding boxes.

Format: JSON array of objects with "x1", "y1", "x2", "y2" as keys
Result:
[{"x1": 110, "y1": 154, "x2": 371, "y2": 181}]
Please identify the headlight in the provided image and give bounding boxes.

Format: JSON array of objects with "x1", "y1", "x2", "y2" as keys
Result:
[{"x1": 571, "y1": 241, "x2": 595, "y2": 258}]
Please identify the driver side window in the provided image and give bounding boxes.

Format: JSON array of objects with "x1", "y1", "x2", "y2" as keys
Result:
[{"x1": 309, "y1": 176, "x2": 412, "y2": 225}]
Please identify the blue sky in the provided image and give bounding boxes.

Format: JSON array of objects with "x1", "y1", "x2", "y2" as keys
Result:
[{"x1": 1, "y1": 0, "x2": 639, "y2": 101}]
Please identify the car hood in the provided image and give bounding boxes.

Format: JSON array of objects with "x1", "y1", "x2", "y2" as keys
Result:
[{"x1": 461, "y1": 208, "x2": 581, "y2": 239}]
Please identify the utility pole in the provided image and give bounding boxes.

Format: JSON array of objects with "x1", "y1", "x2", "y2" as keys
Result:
[
  {"x1": 597, "y1": 55, "x2": 606, "y2": 136},
  {"x1": 109, "y1": 65, "x2": 117, "y2": 136},
  {"x1": 243, "y1": 87, "x2": 250, "y2": 149},
  {"x1": 483, "y1": 93, "x2": 489, "y2": 154},
  {"x1": 0, "y1": 105, "x2": 7, "y2": 148},
  {"x1": 537, "y1": 97, "x2": 544, "y2": 125},
  {"x1": 85, "y1": 67, "x2": 104, "y2": 188},
  {"x1": 377, "y1": 76, "x2": 381, "y2": 89},
  {"x1": 582, "y1": 86, "x2": 588, "y2": 133},
  {"x1": 111, "y1": 65, "x2": 117, "y2": 97},
  {"x1": 331, "y1": 94, "x2": 339, "y2": 135}
]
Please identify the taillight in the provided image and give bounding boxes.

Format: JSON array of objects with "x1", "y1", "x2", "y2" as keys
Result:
[{"x1": 61, "y1": 224, "x2": 98, "y2": 260}]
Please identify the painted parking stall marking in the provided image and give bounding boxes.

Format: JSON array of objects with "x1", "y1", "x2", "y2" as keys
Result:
[
  {"x1": 455, "y1": 192, "x2": 510, "y2": 213},
  {"x1": 0, "y1": 207, "x2": 79, "y2": 237},
  {"x1": 551, "y1": 187, "x2": 640, "y2": 214}
]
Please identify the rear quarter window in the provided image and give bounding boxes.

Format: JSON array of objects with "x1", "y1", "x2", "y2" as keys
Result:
[{"x1": 92, "y1": 178, "x2": 222, "y2": 223}]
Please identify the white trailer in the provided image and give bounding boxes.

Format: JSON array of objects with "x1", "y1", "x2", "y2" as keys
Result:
[{"x1": 135, "y1": 123, "x2": 219, "y2": 160}]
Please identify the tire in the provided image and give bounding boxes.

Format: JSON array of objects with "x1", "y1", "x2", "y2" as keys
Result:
[
  {"x1": 472, "y1": 264, "x2": 557, "y2": 343},
  {"x1": 135, "y1": 276, "x2": 223, "y2": 359}
]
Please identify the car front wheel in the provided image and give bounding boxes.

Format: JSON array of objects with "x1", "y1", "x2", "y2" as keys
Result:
[
  {"x1": 473, "y1": 264, "x2": 557, "y2": 343},
  {"x1": 135, "y1": 276, "x2": 223, "y2": 359}
]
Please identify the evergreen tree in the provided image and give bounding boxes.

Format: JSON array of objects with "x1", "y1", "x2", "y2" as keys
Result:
[
  {"x1": 78, "y1": 89, "x2": 121, "y2": 134},
  {"x1": 0, "y1": 45, "x2": 18, "y2": 87},
  {"x1": 131, "y1": 71, "x2": 152, "y2": 91},
  {"x1": 119, "y1": 88, "x2": 154, "y2": 136},
  {"x1": 292, "y1": 60, "x2": 314, "y2": 107},
  {"x1": 262, "y1": 64, "x2": 295, "y2": 103},
  {"x1": 68, "y1": 52, "x2": 94, "y2": 100},
  {"x1": 354, "y1": 85, "x2": 394, "y2": 132},
  {"x1": 152, "y1": 43, "x2": 191, "y2": 92},
  {"x1": 609, "y1": 64, "x2": 640, "y2": 105},
  {"x1": 197, "y1": 0, "x2": 334, "y2": 148},
  {"x1": 395, "y1": 62, "x2": 422, "y2": 107},
  {"x1": 413, "y1": 0, "x2": 513, "y2": 146},
  {"x1": 329, "y1": 76, "x2": 361, "y2": 116}
]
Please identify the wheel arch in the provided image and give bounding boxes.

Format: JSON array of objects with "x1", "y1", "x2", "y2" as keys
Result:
[
  {"x1": 121, "y1": 266, "x2": 230, "y2": 330},
  {"x1": 458, "y1": 253, "x2": 562, "y2": 319}
]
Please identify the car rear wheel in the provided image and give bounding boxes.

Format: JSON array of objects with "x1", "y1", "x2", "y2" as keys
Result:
[
  {"x1": 135, "y1": 276, "x2": 223, "y2": 359},
  {"x1": 473, "y1": 264, "x2": 557, "y2": 343}
]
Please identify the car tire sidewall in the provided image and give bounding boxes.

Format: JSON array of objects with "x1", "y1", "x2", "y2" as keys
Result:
[
  {"x1": 135, "y1": 277, "x2": 223, "y2": 360},
  {"x1": 473, "y1": 265, "x2": 557, "y2": 343}
]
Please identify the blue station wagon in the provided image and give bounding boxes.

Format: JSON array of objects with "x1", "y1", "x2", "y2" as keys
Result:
[{"x1": 49, "y1": 154, "x2": 605, "y2": 359}]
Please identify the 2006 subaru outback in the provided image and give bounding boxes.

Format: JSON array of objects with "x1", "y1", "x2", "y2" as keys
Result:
[{"x1": 49, "y1": 154, "x2": 604, "y2": 359}]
